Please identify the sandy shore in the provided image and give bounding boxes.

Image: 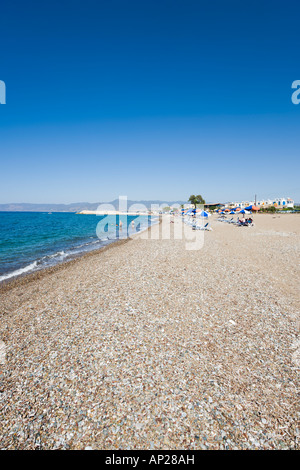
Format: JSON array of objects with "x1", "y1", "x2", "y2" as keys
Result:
[{"x1": 0, "y1": 213, "x2": 299, "y2": 449}]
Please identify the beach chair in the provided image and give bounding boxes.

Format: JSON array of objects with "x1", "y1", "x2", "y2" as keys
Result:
[
  {"x1": 193, "y1": 222, "x2": 212, "y2": 231},
  {"x1": 191, "y1": 220, "x2": 201, "y2": 229},
  {"x1": 186, "y1": 217, "x2": 195, "y2": 226},
  {"x1": 192, "y1": 220, "x2": 202, "y2": 230}
]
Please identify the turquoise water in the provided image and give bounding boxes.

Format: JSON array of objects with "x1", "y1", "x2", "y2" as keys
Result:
[{"x1": 0, "y1": 212, "x2": 156, "y2": 282}]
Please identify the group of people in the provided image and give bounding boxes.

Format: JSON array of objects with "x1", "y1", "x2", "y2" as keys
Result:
[
  {"x1": 115, "y1": 220, "x2": 135, "y2": 229},
  {"x1": 237, "y1": 216, "x2": 253, "y2": 226}
]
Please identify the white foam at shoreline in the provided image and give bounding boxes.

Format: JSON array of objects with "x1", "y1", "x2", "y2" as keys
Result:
[
  {"x1": 0, "y1": 261, "x2": 38, "y2": 282},
  {"x1": 0, "y1": 219, "x2": 158, "y2": 283}
]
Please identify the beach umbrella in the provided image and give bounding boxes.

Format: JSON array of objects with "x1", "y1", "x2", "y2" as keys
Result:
[
  {"x1": 188, "y1": 208, "x2": 196, "y2": 217},
  {"x1": 251, "y1": 205, "x2": 260, "y2": 211},
  {"x1": 199, "y1": 210, "x2": 209, "y2": 217},
  {"x1": 230, "y1": 210, "x2": 235, "y2": 214}
]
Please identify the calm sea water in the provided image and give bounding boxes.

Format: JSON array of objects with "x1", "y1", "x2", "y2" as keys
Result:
[{"x1": 0, "y1": 212, "x2": 157, "y2": 282}]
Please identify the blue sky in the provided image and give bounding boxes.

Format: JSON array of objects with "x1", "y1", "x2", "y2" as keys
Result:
[{"x1": 0, "y1": 0, "x2": 299, "y2": 204}]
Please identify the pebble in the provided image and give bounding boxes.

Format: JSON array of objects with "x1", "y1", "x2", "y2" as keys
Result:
[{"x1": 0, "y1": 214, "x2": 299, "y2": 450}]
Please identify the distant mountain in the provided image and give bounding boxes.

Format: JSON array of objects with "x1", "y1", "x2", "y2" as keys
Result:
[{"x1": 0, "y1": 200, "x2": 188, "y2": 212}]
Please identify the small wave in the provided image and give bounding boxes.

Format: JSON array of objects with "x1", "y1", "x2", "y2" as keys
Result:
[
  {"x1": 0, "y1": 261, "x2": 38, "y2": 282},
  {"x1": 40, "y1": 250, "x2": 66, "y2": 261},
  {"x1": 0, "y1": 251, "x2": 69, "y2": 282},
  {"x1": 75, "y1": 240, "x2": 100, "y2": 249}
]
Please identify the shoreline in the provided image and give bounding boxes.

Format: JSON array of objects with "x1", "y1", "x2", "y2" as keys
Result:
[
  {"x1": 0, "y1": 237, "x2": 131, "y2": 294},
  {"x1": 0, "y1": 217, "x2": 161, "y2": 294}
]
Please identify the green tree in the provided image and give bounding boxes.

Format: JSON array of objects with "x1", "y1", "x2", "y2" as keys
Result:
[{"x1": 188, "y1": 194, "x2": 206, "y2": 209}]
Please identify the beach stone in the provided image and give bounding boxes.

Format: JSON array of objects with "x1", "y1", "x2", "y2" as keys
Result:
[{"x1": 0, "y1": 214, "x2": 299, "y2": 450}]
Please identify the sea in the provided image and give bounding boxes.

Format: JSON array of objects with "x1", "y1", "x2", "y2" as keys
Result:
[{"x1": 0, "y1": 212, "x2": 158, "y2": 282}]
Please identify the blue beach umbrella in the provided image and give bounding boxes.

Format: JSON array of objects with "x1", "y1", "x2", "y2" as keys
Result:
[
  {"x1": 187, "y1": 209, "x2": 196, "y2": 215},
  {"x1": 239, "y1": 209, "x2": 246, "y2": 214},
  {"x1": 230, "y1": 210, "x2": 235, "y2": 214},
  {"x1": 199, "y1": 210, "x2": 209, "y2": 217}
]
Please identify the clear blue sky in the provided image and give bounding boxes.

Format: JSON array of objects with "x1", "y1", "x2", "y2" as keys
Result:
[{"x1": 0, "y1": 0, "x2": 299, "y2": 204}]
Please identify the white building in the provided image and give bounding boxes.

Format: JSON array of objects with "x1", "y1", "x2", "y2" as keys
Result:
[
  {"x1": 257, "y1": 197, "x2": 294, "y2": 208},
  {"x1": 225, "y1": 197, "x2": 294, "y2": 209}
]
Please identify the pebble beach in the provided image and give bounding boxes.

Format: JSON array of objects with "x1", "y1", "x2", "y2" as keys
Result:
[{"x1": 0, "y1": 213, "x2": 299, "y2": 450}]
